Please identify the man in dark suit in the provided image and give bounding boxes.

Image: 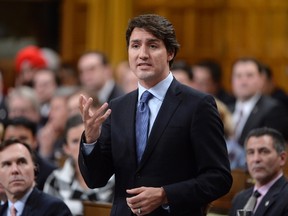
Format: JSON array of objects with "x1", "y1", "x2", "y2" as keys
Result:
[
  {"x1": 0, "y1": 70, "x2": 8, "y2": 124},
  {"x1": 0, "y1": 139, "x2": 72, "y2": 216},
  {"x1": 230, "y1": 57, "x2": 288, "y2": 147},
  {"x1": 229, "y1": 127, "x2": 288, "y2": 216},
  {"x1": 77, "y1": 50, "x2": 124, "y2": 104},
  {"x1": 3, "y1": 117, "x2": 57, "y2": 190},
  {"x1": 78, "y1": 14, "x2": 232, "y2": 216}
]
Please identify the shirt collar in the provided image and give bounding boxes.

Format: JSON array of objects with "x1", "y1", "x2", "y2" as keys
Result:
[
  {"x1": 9, "y1": 187, "x2": 33, "y2": 215},
  {"x1": 98, "y1": 79, "x2": 115, "y2": 103},
  {"x1": 138, "y1": 72, "x2": 173, "y2": 101},
  {"x1": 254, "y1": 172, "x2": 283, "y2": 197}
]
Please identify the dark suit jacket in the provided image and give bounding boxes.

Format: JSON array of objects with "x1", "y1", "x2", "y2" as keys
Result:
[
  {"x1": 0, "y1": 187, "x2": 72, "y2": 216},
  {"x1": 107, "y1": 83, "x2": 125, "y2": 103},
  {"x1": 35, "y1": 152, "x2": 57, "y2": 191},
  {"x1": 0, "y1": 96, "x2": 8, "y2": 124},
  {"x1": 230, "y1": 96, "x2": 288, "y2": 146},
  {"x1": 229, "y1": 175, "x2": 288, "y2": 216},
  {"x1": 79, "y1": 79, "x2": 232, "y2": 216}
]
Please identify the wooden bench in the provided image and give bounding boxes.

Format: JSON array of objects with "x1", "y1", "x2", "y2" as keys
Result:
[
  {"x1": 83, "y1": 201, "x2": 112, "y2": 216},
  {"x1": 208, "y1": 169, "x2": 253, "y2": 214}
]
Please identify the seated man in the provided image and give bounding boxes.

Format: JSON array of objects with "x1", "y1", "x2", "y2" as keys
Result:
[
  {"x1": 3, "y1": 117, "x2": 57, "y2": 190},
  {"x1": 44, "y1": 114, "x2": 114, "y2": 215},
  {"x1": 0, "y1": 139, "x2": 72, "y2": 216},
  {"x1": 229, "y1": 127, "x2": 288, "y2": 216}
]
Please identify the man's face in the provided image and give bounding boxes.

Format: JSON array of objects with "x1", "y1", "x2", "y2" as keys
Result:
[
  {"x1": 8, "y1": 97, "x2": 39, "y2": 123},
  {"x1": 232, "y1": 61, "x2": 262, "y2": 101},
  {"x1": 246, "y1": 135, "x2": 286, "y2": 187},
  {"x1": 0, "y1": 143, "x2": 35, "y2": 201},
  {"x1": 4, "y1": 125, "x2": 37, "y2": 150},
  {"x1": 33, "y1": 70, "x2": 57, "y2": 104},
  {"x1": 172, "y1": 69, "x2": 191, "y2": 87},
  {"x1": 78, "y1": 54, "x2": 107, "y2": 91},
  {"x1": 128, "y1": 28, "x2": 173, "y2": 88},
  {"x1": 192, "y1": 66, "x2": 216, "y2": 94},
  {"x1": 64, "y1": 124, "x2": 84, "y2": 163}
]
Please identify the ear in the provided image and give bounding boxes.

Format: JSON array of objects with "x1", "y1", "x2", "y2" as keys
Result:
[
  {"x1": 167, "y1": 52, "x2": 174, "y2": 62},
  {"x1": 34, "y1": 164, "x2": 39, "y2": 177},
  {"x1": 279, "y1": 151, "x2": 287, "y2": 167},
  {"x1": 63, "y1": 144, "x2": 70, "y2": 155}
]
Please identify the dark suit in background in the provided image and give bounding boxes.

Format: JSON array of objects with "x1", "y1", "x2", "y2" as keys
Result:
[
  {"x1": 0, "y1": 187, "x2": 72, "y2": 216},
  {"x1": 35, "y1": 153, "x2": 57, "y2": 190},
  {"x1": 230, "y1": 96, "x2": 288, "y2": 146},
  {"x1": 79, "y1": 79, "x2": 232, "y2": 216},
  {"x1": 229, "y1": 175, "x2": 288, "y2": 216}
]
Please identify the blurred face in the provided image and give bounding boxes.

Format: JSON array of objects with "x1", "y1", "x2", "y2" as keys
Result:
[
  {"x1": 128, "y1": 28, "x2": 173, "y2": 89},
  {"x1": 232, "y1": 61, "x2": 262, "y2": 101},
  {"x1": 172, "y1": 69, "x2": 191, "y2": 87},
  {"x1": 121, "y1": 69, "x2": 138, "y2": 93},
  {"x1": 64, "y1": 124, "x2": 84, "y2": 162},
  {"x1": 192, "y1": 66, "x2": 217, "y2": 94},
  {"x1": 246, "y1": 135, "x2": 286, "y2": 187},
  {"x1": 78, "y1": 54, "x2": 107, "y2": 91},
  {"x1": 48, "y1": 96, "x2": 68, "y2": 131},
  {"x1": 4, "y1": 125, "x2": 37, "y2": 150},
  {"x1": 33, "y1": 70, "x2": 57, "y2": 104},
  {"x1": 0, "y1": 144, "x2": 35, "y2": 202},
  {"x1": 8, "y1": 97, "x2": 39, "y2": 123}
]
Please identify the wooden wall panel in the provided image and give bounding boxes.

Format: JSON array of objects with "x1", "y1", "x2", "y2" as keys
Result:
[
  {"x1": 131, "y1": 0, "x2": 288, "y2": 92},
  {"x1": 59, "y1": 0, "x2": 288, "y2": 92}
]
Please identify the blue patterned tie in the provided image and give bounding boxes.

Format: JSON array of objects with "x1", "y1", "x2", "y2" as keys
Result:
[{"x1": 136, "y1": 91, "x2": 153, "y2": 163}]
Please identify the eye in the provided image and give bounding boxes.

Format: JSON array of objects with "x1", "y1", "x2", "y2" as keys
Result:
[
  {"x1": 131, "y1": 43, "x2": 140, "y2": 49},
  {"x1": 246, "y1": 150, "x2": 254, "y2": 155},
  {"x1": 18, "y1": 158, "x2": 28, "y2": 165},
  {"x1": 1, "y1": 161, "x2": 11, "y2": 167},
  {"x1": 149, "y1": 44, "x2": 158, "y2": 49}
]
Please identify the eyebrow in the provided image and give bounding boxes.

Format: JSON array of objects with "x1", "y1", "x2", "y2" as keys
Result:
[{"x1": 130, "y1": 38, "x2": 161, "y2": 43}]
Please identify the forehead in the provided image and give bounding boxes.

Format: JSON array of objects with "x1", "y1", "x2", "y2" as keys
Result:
[
  {"x1": 130, "y1": 28, "x2": 160, "y2": 42},
  {"x1": 79, "y1": 54, "x2": 102, "y2": 67},
  {"x1": 4, "y1": 125, "x2": 33, "y2": 137},
  {"x1": 67, "y1": 124, "x2": 84, "y2": 135},
  {"x1": 246, "y1": 135, "x2": 274, "y2": 149},
  {"x1": 0, "y1": 144, "x2": 32, "y2": 162},
  {"x1": 233, "y1": 61, "x2": 259, "y2": 73}
]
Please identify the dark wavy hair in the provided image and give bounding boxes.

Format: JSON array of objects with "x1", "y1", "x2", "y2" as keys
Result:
[{"x1": 126, "y1": 14, "x2": 180, "y2": 67}]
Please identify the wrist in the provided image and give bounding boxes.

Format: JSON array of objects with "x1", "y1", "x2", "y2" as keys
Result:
[{"x1": 160, "y1": 187, "x2": 168, "y2": 204}]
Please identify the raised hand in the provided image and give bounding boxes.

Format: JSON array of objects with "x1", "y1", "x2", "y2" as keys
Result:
[{"x1": 79, "y1": 94, "x2": 111, "y2": 143}]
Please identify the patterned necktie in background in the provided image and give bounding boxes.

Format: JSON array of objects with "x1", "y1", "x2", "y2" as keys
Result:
[
  {"x1": 243, "y1": 190, "x2": 261, "y2": 212},
  {"x1": 136, "y1": 91, "x2": 153, "y2": 163}
]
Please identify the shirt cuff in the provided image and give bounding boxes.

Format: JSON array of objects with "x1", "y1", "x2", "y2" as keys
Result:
[{"x1": 83, "y1": 141, "x2": 97, "y2": 155}]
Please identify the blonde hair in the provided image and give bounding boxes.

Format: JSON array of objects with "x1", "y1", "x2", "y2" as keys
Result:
[{"x1": 215, "y1": 98, "x2": 234, "y2": 138}]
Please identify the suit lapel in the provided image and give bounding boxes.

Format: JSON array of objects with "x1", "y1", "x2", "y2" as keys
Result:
[
  {"x1": 22, "y1": 188, "x2": 38, "y2": 215},
  {"x1": 240, "y1": 97, "x2": 262, "y2": 143},
  {"x1": 254, "y1": 176, "x2": 287, "y2": 216},
  {"x1": 122, "y1": 91, "x2": 139, "y2": 166},
  {"x1": 137, "y1": 80, "x2": 182, "y2": 169}
]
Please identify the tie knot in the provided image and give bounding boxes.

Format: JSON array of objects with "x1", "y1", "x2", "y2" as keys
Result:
[
  {"x1": 253, "y1": 190, "x2": 261, "y2": 198},
  {"x1": 140, "y1": 91, "x2": 153, "y2": 103},
  {"x1": 10, "y1": 204, "x2": 17, "y2": 216}
]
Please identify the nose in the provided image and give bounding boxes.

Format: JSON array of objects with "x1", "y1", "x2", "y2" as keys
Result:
[
  {"x1": 11, "y1": 163, "x2": 20, "y2": 174},
  {"x1": 251, "y1": 152, "x2": 261, "y2": 163},
  {"x1": 139, "y1": 46, "x2": 148, "y2": 59}
]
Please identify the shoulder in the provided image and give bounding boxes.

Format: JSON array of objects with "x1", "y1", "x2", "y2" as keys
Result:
[{"x1": 29, "y1": 188, "x2": 67, "y2": 206}]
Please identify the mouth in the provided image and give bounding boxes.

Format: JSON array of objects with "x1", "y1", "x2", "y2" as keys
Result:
[
  {"x1": 252, "y1": 166, "x2": 264, "y2": 173},
  {"x1": 137, "y1": 63, "x2": 152, "y2": 68},
  {"x1": 9, "y1": 178, "x2": 25, "y2": 185}
]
